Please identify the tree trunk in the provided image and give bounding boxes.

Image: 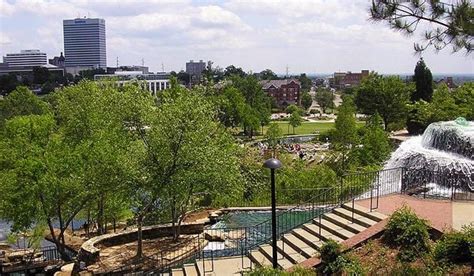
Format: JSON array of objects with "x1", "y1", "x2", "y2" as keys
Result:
[{"x1": 136, "y1": 215, "x2": 143, "y2": 260}]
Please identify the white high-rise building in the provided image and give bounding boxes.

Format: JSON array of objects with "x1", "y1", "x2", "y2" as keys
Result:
[
  {"x1": 63, "y1": 18, "x2": 106, "y2": 68},
  {"x1": 3, "y1": 50, "x2": 47, "y2": 67}
]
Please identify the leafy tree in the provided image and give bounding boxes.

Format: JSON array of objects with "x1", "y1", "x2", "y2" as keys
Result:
[
  {"x1": 0, "y1": 86, "x2": 50, "y2": 127},
  {"x1": 412, "y1": 58, "x2": 433, "y2": 102},
  {"x1": 224, "y1": 65, "x2": 247, "y2": 78},
  {"x1": 285, "y1": 104, "x2": 303, "y2": 115},
  {"x1": 142, "y1": 85, "x2": 241, "y2": 243},
  {"x1": 358, "y1": 113, "x2": 391, "y2": 166},
  {"x1": 297, "y1": 73, "x2": 312, "y2": 92},
  {"x1": 355, "y1": 74, "x2": 411, "y2": 130},
  {"x1": 333, "y1": 98, "x2": 358, "y2": 173},
  {"x1": 0, "y1": 114, "x2": 87, "y2": 260},
  {"x1": 259, "y1": 69, "x2": 278, "y2": 80},
  {"x1": 265, "y1": 122, "x2": 282, "y2": 152},
  {"x1": 406, "y1": 100, "x2": 432, "y2": 134},
  {"x1": 429, "y1": 84, "x2": 461, "y2": 122},
  {"x1": 232, "y1": 75, "x2": 271, "y2": 138},
  {"x1": 370, "y1": 0, "x2": 473, "y2": 54},
  {"x1": 32, "y1": 66, "x2": 51, "y2": 84},
  {"x1": 452, "y1": 82, "x2": 474, "y2": 120},
  {"x1": 217, "y1": 86, "x2": 247, "y2": 128},
  {"x1": 301, "y1": 91, "x2": 313, "y2": 110},
  {"x1": 289, "y1": 110, "x2": 302, "y2": 134},
  {"x1": 76, "y1": 68, "x2": 106, "y2": 81},
  {"x1": 0, "y1": 74, "x2": 20, "y2": 95},
  {"x1": 315, "y1": 89, "x2": 335, "y2": 113}
]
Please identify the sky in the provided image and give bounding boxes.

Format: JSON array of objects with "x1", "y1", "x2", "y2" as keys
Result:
[{"x1": 0, "y1": 0, "x2": 473, "y2": 75}]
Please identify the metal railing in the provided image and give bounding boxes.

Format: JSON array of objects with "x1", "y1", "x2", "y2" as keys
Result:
[{"x1": 102, "y1": 167, "x2": 473, "y2": 274}]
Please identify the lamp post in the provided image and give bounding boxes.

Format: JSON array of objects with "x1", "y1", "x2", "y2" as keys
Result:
[{"x1": 263, "y1": 158, "x2": 282, "y2": 269}]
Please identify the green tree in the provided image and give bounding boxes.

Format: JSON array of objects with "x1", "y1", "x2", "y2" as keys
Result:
[
  {"x1": 289, "y1": 110, "x2": 302, "y2": 134},
  {"x1": 412, "y1": 58, "x2": 433, "y2": 102},
  {"x1": 0, "y1": 74, "x2": 20, "y2": 95},
  {"x1": 301, "y1": 91, "x2": 313, "y2": 110},
  {"x1": 429, "y1": 84, "x2": 461, "y2": 122},
  {"x1": 315, "y1": 89, "x2": 335, "y2": 113},
  {"x1": 452, "y1": 82, "x2": 474, "y2": 120},
  {"x1": 265, "y1": 122, "x2": 282, "y2": 153},
  {"x1": 370, "y1": 0, "x2": 473, "y2": 54},
  {"x1": 359, "y1": 113, "x2": 391, "y2": 166},
  {"x1": 259, "y1": 69, "x2": 278, "y2": 80},
  {"x1": 355, "y1": 74, "x2": 411, "y2": 130},
  {"x1": 224, "y1": 65, "x2": 247, "y2": 78},
  {"x1": 0, "y1": 86, "x2": 50, "y2": 127},
  {"x1": 297, "y1": 73, "x2": 312, "y2": 92},
  {"x1": 217, "y1": 86, "x2": 247, "y2": 128},
  {"x1": 333, "y1": 98, "x2": 358, "y2": 173},
  {"x1": 32, "y1": 66, "x2": 51, "y2": 84},
  {"x1": 0, "y1": 114, "x2": 88, "y2": 260},
  {"x1": 285, "y1": 104, "x2": 303, "y2": 115},
  {"x1": 149, "y1": 87, "x2": 241, "y2": 238}
]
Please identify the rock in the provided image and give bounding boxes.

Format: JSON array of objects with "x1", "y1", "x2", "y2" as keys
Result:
[
  {"x1": 61, "y1": 263, "x2": 75, "y2": 272},
  {"x1": 204, "y1": 230, "x2": 225, "y2": 242},
  {"x1": 0, "y1": 242, "x2": 11, "y2": 250}
]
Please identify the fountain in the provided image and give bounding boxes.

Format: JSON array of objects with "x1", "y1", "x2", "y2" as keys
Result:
[{"x1": 385, "y1": 118, "x2": 474, "y2": 197}]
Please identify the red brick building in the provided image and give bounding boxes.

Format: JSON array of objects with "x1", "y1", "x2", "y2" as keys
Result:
[
  {"x1": 260, "y1": 79, "x2": 301, "y2": 107},
  {"x1": 330, "y1": 70, "x2": 369, "y2": 88}
]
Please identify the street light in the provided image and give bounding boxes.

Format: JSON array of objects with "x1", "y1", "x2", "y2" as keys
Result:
[{"x1": 263, "y1": 158, "x2": 282, "y2": 269}]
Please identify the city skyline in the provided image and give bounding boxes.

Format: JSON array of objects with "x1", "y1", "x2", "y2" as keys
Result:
[{"x1": 0, "y1": 0, "x2": 473, "y2": 74}]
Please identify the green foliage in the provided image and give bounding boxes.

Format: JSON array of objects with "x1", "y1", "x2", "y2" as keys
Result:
[
  {"x1": 297, "y1": 73, "x2": 312, "y2": 92},
  {"x1": 314, "y1": 89, "x2": 335, "y2": 113},
  {"x1": 265, "y1": 122, "x2": 283, "y2": 149},
  {"x1": 320, "y1": 240, "x2": 364, "y2": 275},
  {"x1": 0, "y1": 86, "x2": 51, "y2": 127},
  {"x1": 245, "y1": 266, "x2": 315, "y2": 275},
  {"x1": 357, "y1": 113, "x2": 392, "y2": 166},
  {"x1": 300, "y1": 92, "x2": 313, "y2": 110},
  {"x1": 288, "y1": 111, "x2": 302, "y2": 134},
  {"x1": 412, "y1": 58, "x2": 433, "y2": 102},
  {"x1": 383, "y1": 206, "x2": 430, "y2": 261},
  {"x1": 452, "y1": 82, "x2": 474, "y2": 120},
  {"x1": 333, "y1": 97, "x2": 358, "y2": 150},
  {"x1": 285, "y1": 104, "x2": 302, "y2": 115},
  {"x1": 355, "y1": 73, "x2": 411, "y2": 130},
  {"x1": 433, "y1": 224, "x2": 473, "y2": 264},
  {"x1": 370, "y1": 0, "x2": 473, "y2": 54},
  {"x1": 0, "y1": 74, "x2": 20, "y2": 95},
  {"x1": 259, "y1": 69, "x2": 278, "y2": 80},
  {"x1": 320, "y1": 239, "x2": 342, "y2": 264}
]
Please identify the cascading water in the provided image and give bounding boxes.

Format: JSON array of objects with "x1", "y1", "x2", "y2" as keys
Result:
[{"x1": 384, "y1": 118, "x2": 474, "y2": 197}]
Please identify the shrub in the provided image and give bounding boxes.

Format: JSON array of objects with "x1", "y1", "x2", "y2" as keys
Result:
[
  {"x1": 245, "y1": 266, "x2": 315, "y2": 275},
  {"x1": 383, "y1": 206, "x2": 430, "y2": 261},
  {"x1": 433, "y1": 224, "x2": 473, "y2": 264},
  {"x1": 320, "y1": 239, "x2": 342, "y2": 264}
]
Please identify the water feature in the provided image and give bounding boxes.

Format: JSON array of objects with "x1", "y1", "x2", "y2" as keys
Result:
[{"x1": 385, "y1": 119, "x2": 474, "y2": 195}]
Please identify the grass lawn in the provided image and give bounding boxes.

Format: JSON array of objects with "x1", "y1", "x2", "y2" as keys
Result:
[{"x1": 262, "y1": 121, "x2": 365, "y2": 136}]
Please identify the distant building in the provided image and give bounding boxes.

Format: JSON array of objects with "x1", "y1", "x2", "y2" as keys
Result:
[
  {"x1": 107, "y1": 65, "x2": 149, "y2": 75},
  {"x1": 435, "y1": 77, "x2": 458, "y2": 89},
  {"x1": 49, "y1": 52, "x2": 66, "y2": 68},
  {"x1": 186, "y1": 60, "x2": 209, "y2": 84},
  {"x1": 94, "y1": 71, "x2": 170, "y2": 96},
  {"x1": 260, "y1": 79, "x2": 301, "y2": 107},
  {"x1": 329, "y1": 70, "x2": 369, "y2": 88},
  {"x1": 63, "y1": 18, "x2": 106, "y2": 70},
  {"x1": 3, "y1": 50, "x2": 47, "y2": 67}
]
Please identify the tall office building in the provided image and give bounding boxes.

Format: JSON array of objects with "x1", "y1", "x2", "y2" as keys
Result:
[
  {"x1": 63, "y1": 18, "x2": 106, "y2": 68},
  {"x1": 3, "y1": 50, "x2": 47, "y2": 67}
]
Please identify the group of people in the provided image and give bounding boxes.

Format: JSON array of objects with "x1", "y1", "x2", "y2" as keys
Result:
[{"x1": 256, "y1": 141, "x2": 307, "y2": 160}]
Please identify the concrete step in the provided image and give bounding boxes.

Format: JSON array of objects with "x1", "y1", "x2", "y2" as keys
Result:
[
  {"x1": 291, "y1": 228, "x2": 325, "y2": 250},
  {"x1": 332, "y1": 207, "x2": 378, "y2": 228},
  {"x1": 183, "y1": 263, "x2": 199, "y2": 276},
  {"x1": 195, "y1": 258, "x2": 215, "y2": 276},
  {"x1": 259, "y1": 245, "x2": 294, "y2": 269},
  {"x1": 281, "y1": 233, "x2": 318, "y2": 258},
  {"x1": 312, "y1": 218, "x2": 356, "y2": 240},
  {"x1": 249, "y1": 250, "x2": 272, "y2": 267},
  {"x1": 171, "y1": 268, "x2": 185, "y2": 276},
  {"x1": 302, "y1": 223, "x2": 344, "y2": 243},
  {"x1": 323, "y1": 212, "x2": 367, "y2": 234},
  {"x1": 342, "y1": 203, "x2": 387, "y2": 222},
  {"x1": 276, "y1": 239, "x2": 308, "y2": 264}
]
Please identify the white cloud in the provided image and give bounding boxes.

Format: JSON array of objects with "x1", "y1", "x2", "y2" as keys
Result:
[{"x1": 0, "y1": 0, "x2": 15, "y2": 17}]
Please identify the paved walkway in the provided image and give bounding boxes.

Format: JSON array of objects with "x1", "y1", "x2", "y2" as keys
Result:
[{"x1": 356, "y1": 194, "x2": 473, "y2": 232}]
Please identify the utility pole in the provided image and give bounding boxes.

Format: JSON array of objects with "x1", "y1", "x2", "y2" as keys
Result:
[{"x1": 116, "y1": 57, "x2": 119, "y2": 68}]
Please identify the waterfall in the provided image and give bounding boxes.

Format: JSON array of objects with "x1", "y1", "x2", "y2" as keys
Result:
[{"x1": 384, "y1": 119, "x2": 474, "y2": 195}]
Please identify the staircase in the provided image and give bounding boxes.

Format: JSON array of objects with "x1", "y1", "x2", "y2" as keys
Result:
[{"x1": 170, "y1": 202, "x2": 386, "y2": 275}]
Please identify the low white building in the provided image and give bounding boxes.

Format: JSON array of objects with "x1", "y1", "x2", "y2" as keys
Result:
[{"x1": 94, "y1": 71, "x2": 170, "y2": 96}]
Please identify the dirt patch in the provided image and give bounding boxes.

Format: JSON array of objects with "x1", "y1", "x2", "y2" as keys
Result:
[
  {"x1": 346, "y1": 238, "x2": 471, "y2": 275},
  {"x1": 183, "y1": 208, "x2": 217, "y2": 223},
  {"x1": 86, "y1": 234, "x2": 207, "y2": 274}
]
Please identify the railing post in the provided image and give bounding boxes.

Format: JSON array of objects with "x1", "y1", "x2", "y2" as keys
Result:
[{"x1": 339, "y1": 176, "x2": 344, "y2": 205}]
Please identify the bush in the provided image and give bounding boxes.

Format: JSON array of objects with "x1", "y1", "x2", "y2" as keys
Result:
[
  {"x1": 433, "y1": 224, "x2": 473, "y2": 264},
  {"x1": 245, "y1": 266, "x2": 315, "y2": 275},
  {"x1": 383, "y1": 206, "x2": 430, "y2": 261}
]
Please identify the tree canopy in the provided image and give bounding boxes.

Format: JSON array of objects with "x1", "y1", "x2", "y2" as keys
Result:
[
  {"x1": 412, "y1": 58, "x2": 433, "y2": 102},
  {"x1": 370, "y1": 0, "x2": 473, "y2": 54}
]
